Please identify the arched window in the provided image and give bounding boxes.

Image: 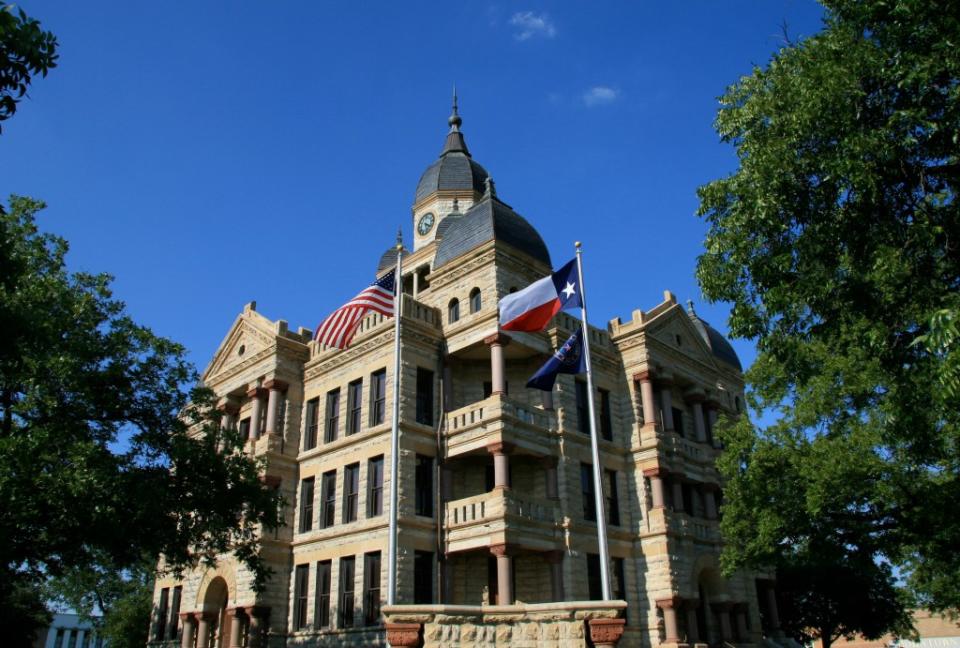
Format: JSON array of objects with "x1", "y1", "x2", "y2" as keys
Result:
[
  {"x1": 448, "y1": 298, "x2": 460, "y2": 323},
  {"x1": 469, "y1": 287, "x2": 481, "y2": 313}
]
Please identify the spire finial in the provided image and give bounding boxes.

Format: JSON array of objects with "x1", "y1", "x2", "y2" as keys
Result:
[
  {"x1": 484, "y1": 176, "x2": 496, "y2": 198},
  {"x1": 686, "y1": 299, "x2": 696, "y2": 315},
  {"x1": 448, "y1": 85, "x2": 462, "y2": 132}
]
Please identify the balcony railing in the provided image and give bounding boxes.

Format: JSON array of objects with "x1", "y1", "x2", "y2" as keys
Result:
[
  {"x1": 444, "y1": 394, "x2": 557, "y2": 458},
  {"x1": 443, "y1": 489, "x2": 561, "y2": 553},
  {"x1": 644, "y1": 508, "x2": 720, "y2": 543}
]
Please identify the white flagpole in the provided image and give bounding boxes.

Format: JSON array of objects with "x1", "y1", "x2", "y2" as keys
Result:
[
  {"x1": 575, "y1": 241, "x2": 612, "y2": 600},
  {"x1": 387, "y1": 233, "x2": 404, "y2": 606}
]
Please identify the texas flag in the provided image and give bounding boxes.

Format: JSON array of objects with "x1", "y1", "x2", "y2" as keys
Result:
[{"x1": 498, "y1": 258, "x2": 582, "y2": 332}]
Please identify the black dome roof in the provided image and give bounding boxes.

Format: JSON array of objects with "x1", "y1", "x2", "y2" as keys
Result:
[
  {"x1": 434, "y1": 193, "x2": 551, "y2": 270},
  {"x1": 687, "y1": 309, "x2": 742, "y2": 370},
  {"x1": 377, "y1": 245, "x2": 410, "y2": 273}
]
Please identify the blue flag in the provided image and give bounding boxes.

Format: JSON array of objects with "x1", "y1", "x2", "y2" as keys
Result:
[{"x1": 526, "y1": 326, "x2": 586, "y2": 391}]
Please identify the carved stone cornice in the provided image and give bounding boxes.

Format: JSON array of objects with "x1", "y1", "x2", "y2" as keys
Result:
[
  {"x1": 385, "y1": 622, "x2": 423, "y2": 647},
  {"x1": 587, "y1": 617, "x2": 627, "y2": 646}
]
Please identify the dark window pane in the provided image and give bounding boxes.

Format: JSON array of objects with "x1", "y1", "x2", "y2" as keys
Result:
[
  {"x1": 294, "y1": 564, "x2": 309, "y2": 630},
  {"x1": 576, "y1": 380, "x2": 590, "y2": 434},
  {"x1": 469, "y1": 288, "x2": 481, "y2": 313},
  {"x1": 343, "y1": 464, "x2": 359, "y2": 523},
  {"x1": 414, "y1": 551, "x2": 434, "y2": 604},
  {"x1": 416, "y1": 368, "x2": 434, "y2": 426},
  {"x1": 315, "y1": 561, "x2": 332, "y2": 629},
  {"x1": 168, "y1": 586, "x2": 182, "y2": 640},
  {"x1": 347, "y1": 379, "x2": 363, "y2": 435},
  {"x1": 415, "y1": 454, "x2": 434, "y2": 517},
  {"x1": 367, "y1": 456, "x2": 384, "y2": 517},
  {"x1": 321, "y1": 471, "x2": 336, "y2": 528},
  {"x1": 299, "y1": 477, "x2": 315, "y2": 532},
  {"x1": 613, "y1": 557, "x2": 626, "y2": 601},
  {"x1": 600, "y1": 389, "x2": 613, "y2": 441},
  {"x1": 672, "y1": 407, "x2": 684, "y2": 437},
  {"x1": 339, "y1": 557, "x2": 355, "y2": 628},
  {"x1": 581, "y1": 462, "x2": 596, "y2": 521},
  {"x1": 587, "y1": 553, "x2": 602, "y2": 600},
  {"x1": 155, "y1": 588, "x2": 168, "y2": 640},
  {"x1": 371, "y1": 369, "x2": 386, "y2": 426},
  {"x1": 238, "y1": 417, "x2": 250, "y2": 440},
  {"x1": 304, "y1": 397, "x2": 319, "y2": 450},
  {"x1": 325, "y1": 388, "x2": 340, "y2": 443},
  {"x1": 364, "y1": 552, "x2": 381, "y2": 626},
  {"x1": 606, "y1": 469, "x2": 620, "y2": 527},
  {"x1": 448, "y1": 299, "x2": 459, "y2": 323}
]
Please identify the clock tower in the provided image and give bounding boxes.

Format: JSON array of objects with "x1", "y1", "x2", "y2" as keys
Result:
[{"x1": 411, "y1": 92, "x2": 489, "y2": 251}]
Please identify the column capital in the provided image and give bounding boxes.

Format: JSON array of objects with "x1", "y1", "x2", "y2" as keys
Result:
[
  {"x1": 484, "y1": 332, "x2": 511, "y2": 346},
  {"x1": 642, "y1": 466, "x2": 667, "y2": 478},
  {"x1": 263, "y1": 378, "x2": 288, "y2": 392},
  {"x1": 243, "y1": 605, "x2": 270, "y2": 618},
  {"x1": 489, "y1": 542, "x2": 515, "y2": 557},
  {"x1": 246, "y1": 387, "x2": 267, "y2": 400},
  {"x1": 587, "y1": 617, "x2": 626, "y2": 646},
  {"x1": 656, "y1": 596, "x2": 681, "y2": 609},
  {"x1": 218, "y1": 399, "x2": 240, "y2": 415},
  {"x1": 633, "y1": 370, "x2": 654, "y2": 383},
  {"x1": 486, "y1": 441, "x2": 513, "y2": 456},
  {"x1": 385, "y1": 622, "x2": 423, "y2": 647},
  {"x1": 193, "y1": 611, "x2": 216, "y2": 622},
  {"x1": 179, "y1": 611, "x2": 195, "y2": 622},
  {"x1": 226, "y1": 606, "x2": 247, "y2": 618}
]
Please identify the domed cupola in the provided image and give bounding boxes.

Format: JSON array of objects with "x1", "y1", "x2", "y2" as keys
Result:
[
  {"x1": 377, "y1": 230, "x2": 410, "y2": 274},
  {"x1": 434, "y1": 176, "x2": 551, "y2": 271}
]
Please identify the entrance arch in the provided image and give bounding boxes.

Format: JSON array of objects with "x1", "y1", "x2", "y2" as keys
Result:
[{"x1": 201, "y1": 577, "x2": 230, "y2": 648}]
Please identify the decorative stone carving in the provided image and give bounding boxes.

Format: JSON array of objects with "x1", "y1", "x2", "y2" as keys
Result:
[
  {"x1": 588, "y1": 617, "x2": 627, "y2": 646},
  {"x1": 385, "y1": 622, "x2": 423, "y2": 647}
]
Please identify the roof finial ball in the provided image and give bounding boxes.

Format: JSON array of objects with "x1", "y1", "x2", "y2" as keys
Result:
[
  {"x1": 448, "y1": 85, "x2": 462, "y2": 132},
  {"x1": 396, "y1": 228, "x2": 403, "y2": 251}
]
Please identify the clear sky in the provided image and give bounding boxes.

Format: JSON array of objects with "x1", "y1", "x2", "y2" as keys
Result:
[{"x1": 2, "y1": 1, "x2": 826, "y2": 377}]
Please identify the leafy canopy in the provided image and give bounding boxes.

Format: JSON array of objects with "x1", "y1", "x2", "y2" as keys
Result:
[
  {"x1": 697, "y1": 0, "x2": 960, "y2": 638},
  {"x1": 0, "y1": 3, "x2": 58, "y2": 130},
  {"x1": 0, "y1": 197, "x2": 283, "y2": 626}
]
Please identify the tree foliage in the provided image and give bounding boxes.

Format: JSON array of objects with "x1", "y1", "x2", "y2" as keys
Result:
[
  {"x1": 0, "y1": 196, "x2": 283, "y2": 630},
  {"x1": 0, "y1": 3, "x2": 58, "y2": 130},
  {"x1": 697, "y1": 0, "x2": 960, "y2": 637}
]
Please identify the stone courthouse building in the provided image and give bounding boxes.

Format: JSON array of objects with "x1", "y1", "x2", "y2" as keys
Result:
[{"x1": 148, "y1": 102, "x2": 784, "y2": 648}]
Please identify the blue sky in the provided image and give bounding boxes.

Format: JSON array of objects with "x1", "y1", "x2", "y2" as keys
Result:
[{"x1": 2, "y1": 1, "x2": 826, "y2": 377}]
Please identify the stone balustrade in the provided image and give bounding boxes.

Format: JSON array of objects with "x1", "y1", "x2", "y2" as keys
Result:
[
  {"x1": 444, "y1": 394, "x2": 557, "y2": 458},
  {"x1": 444, "y1": 489, "x2": 562, "y2": 554}
]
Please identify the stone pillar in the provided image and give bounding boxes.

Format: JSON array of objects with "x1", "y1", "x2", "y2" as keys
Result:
[
  {"x1": 635, "y1": 371, "x2": 657, "y2": 428},
  {"x1": 543, "y1": 458, "x2": 559, "y2": 499},
  {"x1": 413, "y1": 271, "x2": 419, "y2": 298},
  {"x1": 228, "y1": 609, "x2": 245, "y2": 648},
  {"x1": 541, "y1": 389, "x2": 554, "y2": 410},
  {"x1": 490, "y1": 544, "x2": 513, "y2": 604},
  {"x1": 657, "y1": 598, "x2": 681, "y2": 643},
  {"x1": 244, "y1": 607, "x2": 268, "y2": 648},
  {"x1": 707, "y1": 407, "x2": 720, "y2": 448},
  {"x1": 714, "y1": 603, "x2": 733, "y2": 642},
  {"x1": 546, "y1": 550, "x2": 565, "y2": 601},
  {"x1": 644, "y1": 468, "x2": 665, "y2": 509},
  {"x1": 691, "y1": 399, "x2": 707, "y2": 443},
  {"x1": 194, "y1": 612, "x2": 213, "y2": 648},
  {"x1": 488, "y1": 442, "x2": 511, "y2": 490},
  {"x1": 180, "y1": 613, "x2": 195, "y2": 648},
  {"x1": 485, "y1": 333, "x2": 510, "y2": 395},
  {"x1": 441, "y1": 466, "x2": 453, "y2": 501},
  {"x1": 704, "y1": 488, "x2": 718, "y2": 520},
  {"x1": 660, "y1": 378, "x2": 675, "y2": 431},
  {"x1": 672, "y1": 480, "x2": 685, "y2": 513},
  {"x1": 735, "y1": 604, "x2": 749, "y2": 641},
  {"x1": 220, "y1": 400, "x2": 239, "y2": 431},
  {"x1": 263, "y1": 379, "x2": 288, "y2": 436},
  {"x1": 685, "y1": 600, "x2": 701, "y2": 643},
  {"x1": 442, "y1": 365, "x2": 452, "y2": 411},
  {"x1": 766, "y1": 585, "x2": 782, "y2": 633},
  {"x1": 246, "y1": 387, "x2": 267, "y2": 440}
]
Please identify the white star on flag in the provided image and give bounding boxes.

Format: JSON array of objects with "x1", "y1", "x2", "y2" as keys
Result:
[{"x1": 562, "y1": 282, "x2": 577, "y2": 299}]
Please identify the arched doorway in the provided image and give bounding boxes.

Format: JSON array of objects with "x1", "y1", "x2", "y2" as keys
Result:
[
  {"x1": 695, "y1": 567, "x2": 727, "y2": 645},
  {"x1": 202, "y1": 577, "x2": 229, "y2": 648}
]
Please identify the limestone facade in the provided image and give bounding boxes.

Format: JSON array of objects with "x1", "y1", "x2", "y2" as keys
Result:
[{"x1": 148, "y1": 105, "x2": 781, "y2": 648}]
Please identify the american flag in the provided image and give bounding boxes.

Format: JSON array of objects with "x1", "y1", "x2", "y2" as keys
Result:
[{"x1": 314, "y1": 269, "x2": 397, "y2": 349}]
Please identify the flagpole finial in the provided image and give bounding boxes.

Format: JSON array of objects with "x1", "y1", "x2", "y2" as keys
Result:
[
  {"x1": 575, "y1": 241, "x2": 582, "y2": 249},
  {"x1": 396, "y1": 228, "x2": 403, "y2": 251}
]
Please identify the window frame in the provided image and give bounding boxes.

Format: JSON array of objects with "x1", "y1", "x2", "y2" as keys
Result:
[
  {"x1": 448, "y1": 298, "x2": 460, "y2": 323},
  {"x1": 367, "y1": 455, "x2": 384, "y2": 517},
  {"x1": 294, "y1": 563, "x2": 310, "y2": 630},
  {"x1": 363, "y1": 551, "x2": 382, "y2": 626},
  {"x1": 339, "y1": 556, "x2": 356, "y2": 628},
  {"x1": 415, "y1": 454, "x2": 434, "y2": 517},
  {"x1": 581, "y1": 462, "x2": 597, "y2": 522},
  {"x1": 304, "y1": 396, "x2": 320, "y2": 450},
  {"x1": 343, "y1": 463, "x2": 359, "y2": 523},
  {"x1": 469, "y1": 287, "x2": 481, "y2": 313},
  {"x1": 321, "y1": 470, "x2": 336, "y2": 528},
  {"x1": 324, "y1": 388, "x2": 340, "y2": 443},
  {"x1": 415, "y1": 367, "x2": 434, "y2": 426},
  {"x1": 315, "y1": 560, "x2": 332, "y2": 629},
  {"x1": 370, "y1": 369, "x2": 386, "y2": 426},
  {"x1": 576, "y1": 379, "x2": 590, "y2": 434},
  {"x1": 299, "y1": 476, "x2": 315, "y2": 533},
  {"x1": 347, "y1": 379, "x2": 363, "y2": 435}
]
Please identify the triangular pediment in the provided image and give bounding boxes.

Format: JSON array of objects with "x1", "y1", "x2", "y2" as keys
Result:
[
  {"x1": 203, "y1": 309, "x2": 278, "y2": 381},
  {"x1": 643, "y1": 304, "x2": 720, "y2": 371}
]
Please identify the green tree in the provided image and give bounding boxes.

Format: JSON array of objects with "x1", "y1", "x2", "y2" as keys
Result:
[
  {"x1": 0, "y1": 3, "x2": 58, "y2": 130},
  {"x1": 0, "y1": 196, "x2": 283, "y2": 635},
  {"x1": 696, "y1": 0, "x2": 959, "y2": 638}
]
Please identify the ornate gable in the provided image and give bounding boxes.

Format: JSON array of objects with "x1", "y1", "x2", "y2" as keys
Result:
[
  {"x1": 644, "y1": 304, "x2": 720, "y2": 372},
  {"x1": 203, "y1": 305, "x2": 278, "y2": 382}
]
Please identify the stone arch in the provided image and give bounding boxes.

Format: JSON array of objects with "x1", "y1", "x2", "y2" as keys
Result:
[
  {"x1": 195, "y1": 564, "x2": 239, "y2": 609},
  {"x1": 690, "y1": 554, "x2": 730, "y2": 644}
]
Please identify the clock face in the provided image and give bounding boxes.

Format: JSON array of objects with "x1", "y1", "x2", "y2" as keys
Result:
[{"x1": 417, "y1": 212, "x2": 435, "y2": 236}]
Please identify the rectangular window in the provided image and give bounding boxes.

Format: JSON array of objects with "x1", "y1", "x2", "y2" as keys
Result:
[
  {"x1": 315, "y1": 560, "x2": 332, "y2": 629},
  {"x1": 343, "y1": 463, "x2": 359, "y2": 523},
  {"x1": 321, "y1": 470, "x2": 336, "y2": 528},
  {"x1": 672, "y1": 407, "x2": 684, "y2": 437},
  {"x1": 599, "y1": 388, "x2": 613, "y2": 441},
  {"x1": 67, "y1": 630, "x2": 78, "y2": 648},
  {"x1": 606, "y1": 469, "x2": 621, "y2": 526},
  {"x1": 414, "y1": 551, "x2": 434, "y2": 604},
  {"x1": 80, "y1": 632, "x2": 90, "y2": 648},
  {"x1": 155, "y1": 587, "x2": 169, "y2": 640},
  {"x1": 325, "y1": 388, "x2": 340, "y2": 443},
  {"x1": 238, "y1": 417, "x2": 250, "y2": 440},
  {"x1": 304, "y1": 397, "x2": 320, "y2": 450},
  {"x1": 347, "y1": 379, "x2": 363, "y2": 435},
  {"x1": 415, "y1": 454, "x2": 434, "y2": 517},
  {"x1": 294, "y1": 564, "x2": 310, "y2": 630},
  {"x1": 416, "y1": 368, "x2": 434, "y2": 426},
  {"x1": 370, "y1": 369, "x2": 386, "y2": 426},
  {"x1": 367, "y1": 456, "x2": 384, "y2": 517},
  {"x1": 612, "y1": 557, "x2": 626, "y2": 601},
  {"x1": 586, "y1": 553, "x2": 602, "y2": 601},
  {"x1": 364, "y1": 551, "x2": 382, "y2": 626},
  {"x1": 299, "y1": 477, "x2": 315, "y2": 532},
  {"x1": 339, "y1": 556, "x2": 356, "y2": 628},
  {"x1": 168, "y1": 585, "x2": 182, "y2": 639},
  {"x1": 576, "y1": 380, "x2": 590, "y2": 434},
  {"x1": 581, "y1": 462, "x2": 597, "y2": 521},
  {"x1": 54, "y1": 630, "x2": 65, "y2": 648}
]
